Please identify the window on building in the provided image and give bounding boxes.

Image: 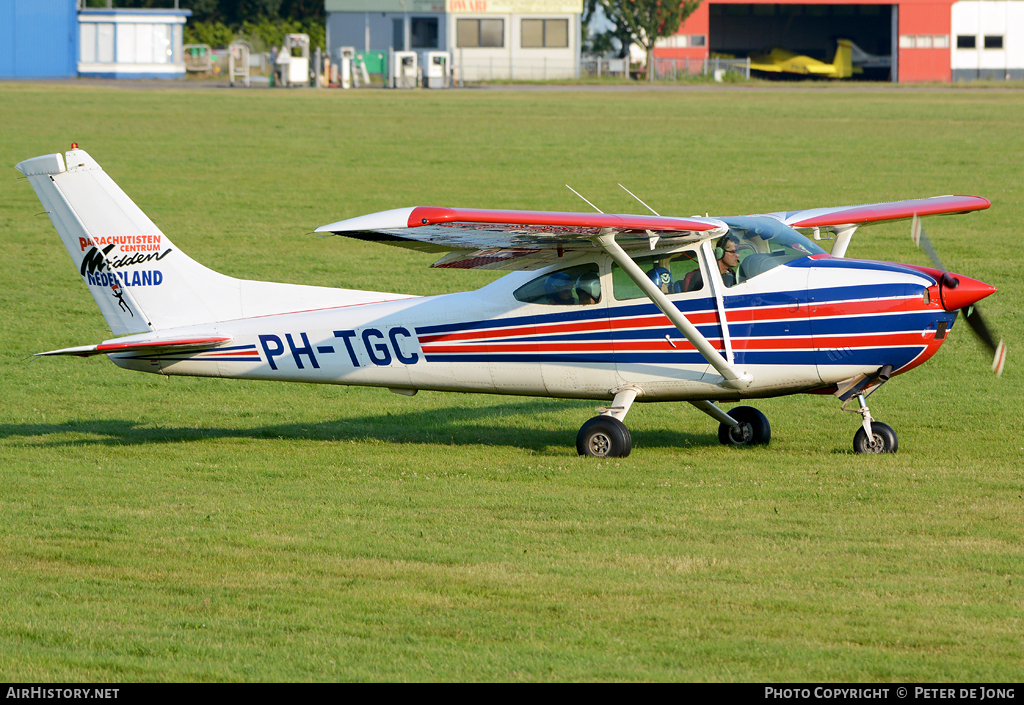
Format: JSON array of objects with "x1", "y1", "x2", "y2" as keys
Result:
[
  {"x1": 411, "y1": 17, "x2": 438, "y2": 48},
  {"x1": 393, "y1": 18, "x2": 405, "y2": 51},
  {"x1": 984, "y1": 35, "x2": 1004, "y2": 49},
  {"x1": 80, "y1": 23, "x2": 96, "y2": 63},
  {"x1": 957, "y1": 35, "x2": 977, "y2": 49},
  {"x1": 689, "y1": 35, "x2": 706, "y2": 48},
  {"x1": 521, "y1": 19, "x2": 568, "y2": 48},
  {"x1": 457, "y1": 18, "x2": 504, "y2": 48},
  {"x1": 97, "y1": 23, "x2": 114, "y2": 63},
  {"x1": 899, "y1": 35, "x2": 949, "y2": 49}
]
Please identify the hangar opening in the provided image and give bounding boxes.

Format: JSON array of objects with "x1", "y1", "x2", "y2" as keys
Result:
[{"x1": 709, "y1": 4, "x2": 896, "y2": 80}]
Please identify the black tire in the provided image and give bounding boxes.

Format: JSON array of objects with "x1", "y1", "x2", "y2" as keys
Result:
[
  {"x1": 718, "y1": 406, "x2": 771, "y2": 447},
  {"x1": 853, "y1": 422, "x2": 898, "y2": 454},
  {"x1": 576, "y1": 416, "x2": 632, "y2": 458}
]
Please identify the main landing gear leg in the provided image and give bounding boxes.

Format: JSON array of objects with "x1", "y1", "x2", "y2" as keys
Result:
[{"x1": 577, "y1": 387, "x2": 639, "y2": 458}]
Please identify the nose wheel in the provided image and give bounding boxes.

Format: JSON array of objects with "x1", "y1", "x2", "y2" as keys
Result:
[{"x1": 853, "y1": 421, "x2": 898, "y2": 454}]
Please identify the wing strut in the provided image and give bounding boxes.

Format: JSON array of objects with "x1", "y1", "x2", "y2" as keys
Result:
[
  {"x1": 829, "y1": 224, "x2": 859, "y2": 258},
  {"x1": 593, "y1": 232, "x2": 753, "y2": 390}
]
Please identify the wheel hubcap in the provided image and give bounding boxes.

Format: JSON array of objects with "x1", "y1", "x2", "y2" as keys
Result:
[
  {"x1": 729, "y1": 423, "x2": 753, "y2": 445},
  {"x1": 866, "y1": 434, "x2": 885, "y2": 453},
  {"x1": 588, "y1": 432, "x2": 611, "y2": 456}
]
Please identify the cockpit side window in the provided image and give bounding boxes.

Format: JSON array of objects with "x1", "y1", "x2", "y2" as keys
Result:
[
  {"x1": 612, "y1": 251, "x2": 704, "y2": 300},
  {"x1": 719, "y1": 217, "x2": 828, "y2": 284},
  {"x1": 514, "y1": 263, "x2": 602, "y2": 306}
]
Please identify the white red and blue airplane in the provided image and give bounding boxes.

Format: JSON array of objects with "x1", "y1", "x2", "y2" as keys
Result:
[{"x1": 16, "y1": 146, "x2": 1005, "y2": 457}]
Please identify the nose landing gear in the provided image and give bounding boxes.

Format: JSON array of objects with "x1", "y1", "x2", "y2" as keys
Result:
[{"x1": 837, "y1": 365, "x2": 898, "y2": 454}]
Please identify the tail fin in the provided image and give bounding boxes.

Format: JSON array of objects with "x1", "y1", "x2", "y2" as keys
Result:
[
  {"x1": 16, "y1": 148, "x2": 409, "y2": 335},
  {"x1": 832, "y1": 39, "x2": 853, "y2": 79},
  {"x1": 16, "y1": 148, "x2": 246, "y2": 334}
]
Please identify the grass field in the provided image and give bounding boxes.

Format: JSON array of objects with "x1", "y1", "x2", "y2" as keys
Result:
[{"x1": 1, "y1": 81, "x2": 1022, "y2": 682}]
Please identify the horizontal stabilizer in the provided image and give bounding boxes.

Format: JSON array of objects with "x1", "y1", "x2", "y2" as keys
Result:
[{"x1": 37, "y1": 336, "x2": 232, "y2": 358}]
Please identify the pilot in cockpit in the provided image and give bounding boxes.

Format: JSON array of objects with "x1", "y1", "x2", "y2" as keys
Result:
[
  {"x1": 678, "y1": 234, "x2": 742, "y2": 292},
  {"x1": 716, "y1": 234, "x2": 741, "y2": 288}
]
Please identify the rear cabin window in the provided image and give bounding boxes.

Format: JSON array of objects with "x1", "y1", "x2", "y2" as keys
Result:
[{"x1": 514, "y1": 263, "x2": 602, "y2": 305}]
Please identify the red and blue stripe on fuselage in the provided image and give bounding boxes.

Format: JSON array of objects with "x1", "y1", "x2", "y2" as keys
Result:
[{"x1": 415, "y1": 257, "x2": 955, "y2": 378}]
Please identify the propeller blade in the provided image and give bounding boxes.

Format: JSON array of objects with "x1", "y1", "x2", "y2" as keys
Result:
[
  {"x1": 911, "y1": 214, "x2": 946, "y2": 271},
  {"x1": 961, "y1": 305, "x2": 1006, "y2": 376},
  {"x1": 912, "y1": 214, "x2": 1005, "y2": 377}
]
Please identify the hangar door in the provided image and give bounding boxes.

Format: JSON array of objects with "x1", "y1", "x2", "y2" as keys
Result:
[
  {"x1": 0, "y1": 0, "x2": 77, "y2": 78},
  {"x1": 709, "y1": 3, "x2": 895, "y2": 80}
]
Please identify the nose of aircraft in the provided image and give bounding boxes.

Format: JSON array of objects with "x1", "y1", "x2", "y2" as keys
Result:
[{"x1": 939, "y1": 272, "x2": 997, "y2": 312}]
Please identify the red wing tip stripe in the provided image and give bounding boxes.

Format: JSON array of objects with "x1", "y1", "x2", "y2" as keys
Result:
[
  {"x1": 407, "y1": 206, "x2": 718, "y2": 232},
  {"x1": 96, "y1": 337, "x2": 232, "y2": 353},
  {"x1": 790, "y1": 196, "x2": 990, "y2": 228}
]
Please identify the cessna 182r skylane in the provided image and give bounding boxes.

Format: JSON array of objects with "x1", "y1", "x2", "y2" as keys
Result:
[{"x1": 17, "y1": 147, "x2": 1005, "y2": 458}]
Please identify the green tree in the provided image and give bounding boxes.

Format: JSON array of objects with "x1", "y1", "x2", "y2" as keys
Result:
[
  {"x1": 583, "y1": 0, "x2": 634, "y2": 58},
  {"x1": 602, "y1": 0, "x2": 702, "y2": 80}
]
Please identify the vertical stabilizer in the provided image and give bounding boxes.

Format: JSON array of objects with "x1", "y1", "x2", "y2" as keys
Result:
[
  {"x1": 17, "y1": 148, "x2": 245, "y2": 334},
  {"x1": 833, "y1": 39, "x2": 853, "y2": 79},
  {"x1": 17, "y1": 151, "x2": 153, "y2": 335},
  {"x1": 17, "y1": 148, "x2": 415, "y2": 336}
]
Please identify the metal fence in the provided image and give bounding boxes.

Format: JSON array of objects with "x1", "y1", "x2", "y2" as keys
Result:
[
  {"x1": 580, "y1": 57, "x2": 629, "y2": 78},
  {"x1": 649, "y1": 57, "x2": 751, "y2": 81},
  {"x1": 452, "y1": 54, "x2": 751, "y2": 83},
  {"x1": 454, "y1": 55, "x2": 578, "y2": 82}
]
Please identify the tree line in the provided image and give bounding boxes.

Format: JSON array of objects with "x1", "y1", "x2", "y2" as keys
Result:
[{"x1": 81, "y1": 0, "x2": 325, "y2": 50}]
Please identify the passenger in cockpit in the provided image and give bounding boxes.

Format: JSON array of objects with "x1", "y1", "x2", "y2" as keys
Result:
[
  {"x1": 575, "y1": 272, "x2": 601, "y2": 305},
  {"x1": 544, "y1": 271, "x2": 576, "y2": 305},
  {"x1": 648, "y1": 266, "x2": 673, "y2": 294}
]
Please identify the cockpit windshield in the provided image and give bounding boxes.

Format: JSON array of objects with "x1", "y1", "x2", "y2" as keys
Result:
[{"x1": 719, "y1": 216, "x2": 827, "y2": 284}]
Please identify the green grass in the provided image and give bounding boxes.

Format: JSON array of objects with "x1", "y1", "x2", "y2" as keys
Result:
[{"x1": 1, "y1": 81, "x2": 1022, "y2": 682}]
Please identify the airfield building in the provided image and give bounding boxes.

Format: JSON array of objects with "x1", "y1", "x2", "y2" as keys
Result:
[
  {"x1": 0, "y1": 0, "x2": 190, "y2": 80},
  {"x1": 657, "y1": 0, "x2": 1024, "y2": 82},
  {"x1": 324, "y1": 0, "x2": 584, "y2": 81}
]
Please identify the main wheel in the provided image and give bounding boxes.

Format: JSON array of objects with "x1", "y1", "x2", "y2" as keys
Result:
[
  {"x1": 718, "y1": 406, "x2": 771, "y2": 447},
  {"x1": 853, "y1": 422, "x2": 898, "y2": 454},
  {"x1": 576, "y1": 416, "x2": 633, "y2": 458}
]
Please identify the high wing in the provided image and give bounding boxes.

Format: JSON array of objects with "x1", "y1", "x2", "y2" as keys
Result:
[
  {"x1": 316, "y1": 206, "x2": 728, "y2": 271},
  {"x1": 776, "y1": 195, "x2": 991, "y2": 229},
  {"x1": 771, "y1": 194, "x2": 990, "y2": 258}
]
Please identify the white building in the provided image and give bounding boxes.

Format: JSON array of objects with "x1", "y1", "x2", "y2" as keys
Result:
[
  {"x1": 951, "y1": 1, "x2": 1024, "y2": 80},
  {"x1": 78, "y1": 7, "x2": 191, "y2": 79},
  {"x1": 325, "y1": 0, "x2": 583, "y2": 81}
]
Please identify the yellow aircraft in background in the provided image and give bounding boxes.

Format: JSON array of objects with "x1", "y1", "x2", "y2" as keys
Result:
[{"x1": 749, "y1": 39, "x2": 853, "y2": 78}]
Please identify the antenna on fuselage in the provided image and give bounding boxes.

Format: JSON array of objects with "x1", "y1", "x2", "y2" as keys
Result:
[
  {"x1": 618, "y1": 183, "x2": 660, "y2": 216},
  {"x1": 565, "y1": 185, "x2": 604, "y2": 214}
]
